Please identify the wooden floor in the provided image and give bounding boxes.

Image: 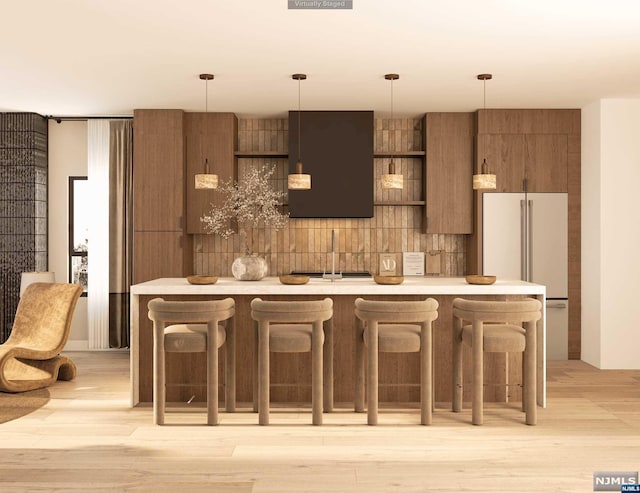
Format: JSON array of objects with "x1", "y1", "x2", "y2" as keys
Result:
[{"x1": 1, "y1": 352, "x2": 639, "y2": 492}]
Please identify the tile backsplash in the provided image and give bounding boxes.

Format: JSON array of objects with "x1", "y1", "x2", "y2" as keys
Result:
[{"x1": 193, "y1": 118, "x2": 466, "y2": 277}]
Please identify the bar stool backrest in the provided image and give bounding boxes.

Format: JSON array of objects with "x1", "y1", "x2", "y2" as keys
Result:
[
  {"x1": 354, "y1": 298, "x2": 439, "y2": 323},
  {"x1": 148, "y1": 298, "x2": 235, "y2": 325},
  {"x1": 452, "y1": 298, "x2": 541, "y2": 324},
  {"x1": 250, "y1": 298, "x2": 333, "y2": 323}
]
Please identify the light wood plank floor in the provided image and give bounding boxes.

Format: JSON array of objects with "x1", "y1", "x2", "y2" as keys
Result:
[{"x1": 1, "y1": 351, "x2": 639, "y2": 492}]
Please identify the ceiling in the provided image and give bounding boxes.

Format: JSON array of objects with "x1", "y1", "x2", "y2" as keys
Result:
[{"x1": 3, "y1": 0, "x2": 640, "y2": 118}]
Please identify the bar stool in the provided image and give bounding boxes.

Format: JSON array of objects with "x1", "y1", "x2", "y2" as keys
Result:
[
  {"x1": 452, "y1": 298, "x2": 542, "y2": 425},
  {"x1": 354, "y1": 298, "x2": 439, "y2": 425},
  {"x1": 147, "y1": 297, "x2": 235, "y2": 425},
  {"x1": 250, "y1": 298, "x2": 333, "y2": 425}
]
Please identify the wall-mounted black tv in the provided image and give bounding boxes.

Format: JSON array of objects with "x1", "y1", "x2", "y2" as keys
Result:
[{"x1": 288, "y1": 110, "x2": 373, "y2": 218}]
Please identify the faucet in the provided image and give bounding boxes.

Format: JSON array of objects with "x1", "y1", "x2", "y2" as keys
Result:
[{"x1": 322, "y1": 229, "x2": 342, "y2": 281}]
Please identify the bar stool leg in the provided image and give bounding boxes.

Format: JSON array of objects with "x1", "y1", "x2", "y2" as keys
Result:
[
  {"x1": 312, "y1": 320, "x2": 323, "y2": 425},
  {"x1": 225, "y1": 316, "x2": 236, "y2": 413},
  {"x1": 207, "y1": 320, "x2": 219, "y2": 426},
  {"x1": 472, "y1": 319, "x2": 484, "y2": 425},
  {"x1": 153, "y1": 321, "x2": 166, "y2": 425},
  {"x1": 323, "y1": 319, "x2": 333, "y2": 413},
  {"x1": 452, "y1": 316, "x2": 463, "y2": 413},
  {"x1": 252, "y1": 320, "x2": 259, "y2": 413},
  {"x1": 258, "y1": 321, "x2": 270, "y2": 425},
  {"x1": 420, "y1": 321, "x2": 432, "y2": 425},
  {"x1": 354, "y1": 317, "x2": 365, "y2": 413},
  {"x1": 524, "y1": 320, "x2": 537, "y2": 425},
  {"x1": 367, "y1": 321, "x2": 379, "y2": 425}
]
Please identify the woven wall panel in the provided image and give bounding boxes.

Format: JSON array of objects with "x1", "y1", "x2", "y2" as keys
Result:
[{"x1": 0, "y1": 112, "x2": 48, "y2": 342}]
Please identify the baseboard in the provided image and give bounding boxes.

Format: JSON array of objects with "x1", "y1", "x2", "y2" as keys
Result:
[
  {"x1": 64, "y1": 340, "x2": 89, "y2": 351},
  {"x1": 63, "y1": 340, "x2": 129, "y2": 352}
]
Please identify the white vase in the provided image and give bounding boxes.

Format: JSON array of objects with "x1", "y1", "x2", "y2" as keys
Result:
[{"x1": 231, "y1": 255, "x2": 268, "y2": 281}]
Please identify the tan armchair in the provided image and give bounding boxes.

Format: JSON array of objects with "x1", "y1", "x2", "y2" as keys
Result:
[{"x1": 0, "y1": 282, "x2": 82, "y2": 393}]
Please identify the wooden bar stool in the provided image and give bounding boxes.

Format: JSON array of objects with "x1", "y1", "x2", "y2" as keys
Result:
[
  {"x1": 354, "y1": 298, "x2": 439, "y2": 425},
  {"x1": 250, "y1": 298, "x2": 333, "y2": 425},
  {"x1": 452, "y1": 298, "x2": 541, "y2": 425},
  {"x1": 147, "y1": 297, "x2": 235, "y2": 425}
]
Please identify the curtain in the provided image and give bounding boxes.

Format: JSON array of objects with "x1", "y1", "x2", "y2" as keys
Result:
[
  {"x1": 108, "y1": 120, "x2": 133, "y2": 348},
  {"x1": 87, "y1": 121, "x2": 110, "y2": 349}
]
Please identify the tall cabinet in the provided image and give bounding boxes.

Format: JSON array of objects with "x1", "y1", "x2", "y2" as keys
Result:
[
  {"x1": 133, "y1": 109, "x2": 191, "y2": 283},
  {"x1": 468, "y1": 108, "x2": 581, "y2": 359},
  {"x1": 133, "y1": 110, "x2": 238, "y2": 282}
]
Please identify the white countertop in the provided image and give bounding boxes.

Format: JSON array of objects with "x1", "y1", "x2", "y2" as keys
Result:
[{"x1": 131, "y1": 276, "x2": 545, "y2": 296}]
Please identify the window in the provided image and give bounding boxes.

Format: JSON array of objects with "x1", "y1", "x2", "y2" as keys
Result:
[{"x1": 69, "y1": 176, "x2": 89, "y2": 296}]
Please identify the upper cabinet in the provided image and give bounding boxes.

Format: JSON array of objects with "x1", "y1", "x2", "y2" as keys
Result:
[
  {"x1": 424, "y1": 113, "x2": 474, "y2": 234},
  {"x1": 477, "y1": 109, "x2": 579, "y2": 193},
  {"x1": 185, "y1": 113, "x2": 238, "y2": 233},
  {"x1": 133, "y1": 109, "x2": 185, "y2": 232}
]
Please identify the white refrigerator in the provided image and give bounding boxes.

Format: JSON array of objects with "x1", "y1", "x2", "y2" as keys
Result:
[{"x1": 483, "y1": 192, "x2": 568, "y2": 360}]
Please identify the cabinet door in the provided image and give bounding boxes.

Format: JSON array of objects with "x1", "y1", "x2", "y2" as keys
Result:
[
  {"x1": 479, "y1": 133, "x2": 525, "y2": 193},
  {"x1": 524, "y1": 134, "x2": 568, "y2": 192},
  {"x1": 425, "y1": 113, "x2": 474, "y2": 233},
  {"x1": 133, "y1": 231, "x2": 190, "y2": 283},
  {"x1": 185, "y1": 113, "x2": 238, "y2": 234},
  {"x1": 133, "y1": 109, "x2": 185, "y2": 232}
]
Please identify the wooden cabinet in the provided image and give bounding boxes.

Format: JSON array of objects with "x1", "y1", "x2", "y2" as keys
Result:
[
  {"x1": 477, "y1": 109, "x2": 575, "y2": 193},
  {"x1": 133, "y1": 109, "x2": 185, "y2": 231},
  {"x1": 185, "y1": 113, "x2": 238, "y2": 234},
  {"x1": 133, "y1": 109, "x2": 188, "y2": 283},
  {"x1": 424, "y1": 112, "x2": 474, "y2": 234},
  {"x1": 470, "y1": 108, "x2": 581, "y2": 359},
  {"x1": 133, "y1": 232, "x2": 192, "y2": 283}
]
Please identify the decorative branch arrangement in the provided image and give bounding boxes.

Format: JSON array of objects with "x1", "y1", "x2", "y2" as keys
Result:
[{"x1": 201, "y1": 164, "x2": 289, "y2": 255}]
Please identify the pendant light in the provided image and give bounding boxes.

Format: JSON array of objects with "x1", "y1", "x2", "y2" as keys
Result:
[
  {"x1": 381, "y1": 73, "x2": 403, "y2": 190},
  {"x1": 473, "y1": 73, "x2": 497, "y2": 190},
  {"x1": 288, "y1": 73, "x2": 311, "y2": 190},
  {"x1": 194, "y1": 73, "x2": 219, "y2": 190}
]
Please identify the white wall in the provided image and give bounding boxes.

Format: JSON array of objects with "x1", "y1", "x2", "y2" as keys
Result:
[
  {"x1": 582, "y1": 99, "x2": 640, "y2": 369},
  {"x1": 48, "y1": 120, "x2": 89, "y2": 348}
]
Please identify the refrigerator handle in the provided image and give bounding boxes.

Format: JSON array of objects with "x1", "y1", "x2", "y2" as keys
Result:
[
  {"x1": 528, "y1": 200, "x2": 533, "y2": 282},
  {"x1": 547, "y1": 301, "x2": 568, "y2": 309},
  {"x1": 520, "y1": 199, "x2": 527, "y2": 281}
]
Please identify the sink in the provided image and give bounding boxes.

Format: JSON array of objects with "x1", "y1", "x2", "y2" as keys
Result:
[{"x1": 290, "y1": 271, "x2": 371, "y2": 278}]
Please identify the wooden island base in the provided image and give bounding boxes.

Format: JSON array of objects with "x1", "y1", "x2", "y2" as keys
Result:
[{"x1": 131, "y1": 278, "x2": 546, "y2": 408}]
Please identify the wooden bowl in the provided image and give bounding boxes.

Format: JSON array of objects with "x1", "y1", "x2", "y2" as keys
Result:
[
  {"x1": 373, "y1": 275, "x2": 404, "y2": 285},
  {"x1": 279, "y1": 275, "x2": 310, "y2": 285},
  {"x1": 465, "y1": 275, "x2": 496, "y2": 285},
  {"x1": 186, "y1": 275, "x2": 218, "y2": 285}
]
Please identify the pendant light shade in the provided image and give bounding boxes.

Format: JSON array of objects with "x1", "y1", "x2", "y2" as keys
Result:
[
  {"x1": 381, "y1": 73, "x2": 403, "y2": 190},
  {"x1": 473, "y1": 73, "x2": 497, "y2": 190},
  {"x1": 195, "y1": 73, "x2": 219, "y2": 190},
  {"x1": 288, "y1": 73, "x2": 311, "y2": 190}
]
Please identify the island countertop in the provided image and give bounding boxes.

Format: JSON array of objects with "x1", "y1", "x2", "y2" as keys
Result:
[
  {"x1": 130, "y1": 276, "x2": 546, "y2": 410},
  {"x1": 131, "y1": 276, "x2": 546, "y2": 296}
]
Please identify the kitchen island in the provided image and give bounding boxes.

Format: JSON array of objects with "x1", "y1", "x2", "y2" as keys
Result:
[{"x1": 130, "y1": 277, "x2": 546, "y2": 409}]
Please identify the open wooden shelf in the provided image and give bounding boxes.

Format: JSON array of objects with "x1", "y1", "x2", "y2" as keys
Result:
[
  {"x1": 374, "y1": 200, "x2": 426, "y2": 206},
  {"x1": 234, "y1": 151, "x2": 288, "y2": 158},
  {"x1": 374, "y1": 151, "x2": 425, "y2": 158}
]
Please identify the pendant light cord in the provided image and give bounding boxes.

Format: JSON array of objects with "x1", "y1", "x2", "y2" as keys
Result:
[
  {"x1": 297, "y1": 76, "x2": 301, "y2": 163},
  {"x1": 204, "y1": 77, "x2": 209, "y2": 173}
]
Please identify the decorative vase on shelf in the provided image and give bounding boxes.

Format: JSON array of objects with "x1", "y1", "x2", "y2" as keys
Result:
[{"x1": 231, "y1": 255, "x2": 268, "y2": 281}]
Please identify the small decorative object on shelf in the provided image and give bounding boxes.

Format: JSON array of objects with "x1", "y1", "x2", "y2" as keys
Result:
[
  {"x1": 373, "y1": 275, "x2": 404, "y2": 285},
  {"x1": 465, "y1": 275, "x2": 496, "y2": 285},
  {"x1": 279, "y1": 275, "x2": 310, "y2": 285},
  {"x1": 201, "y1": 164, "x2": 288, "y2": 281},
  {"x1": 186, "y1": 275, "x2": 218, "y2": 285}
]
